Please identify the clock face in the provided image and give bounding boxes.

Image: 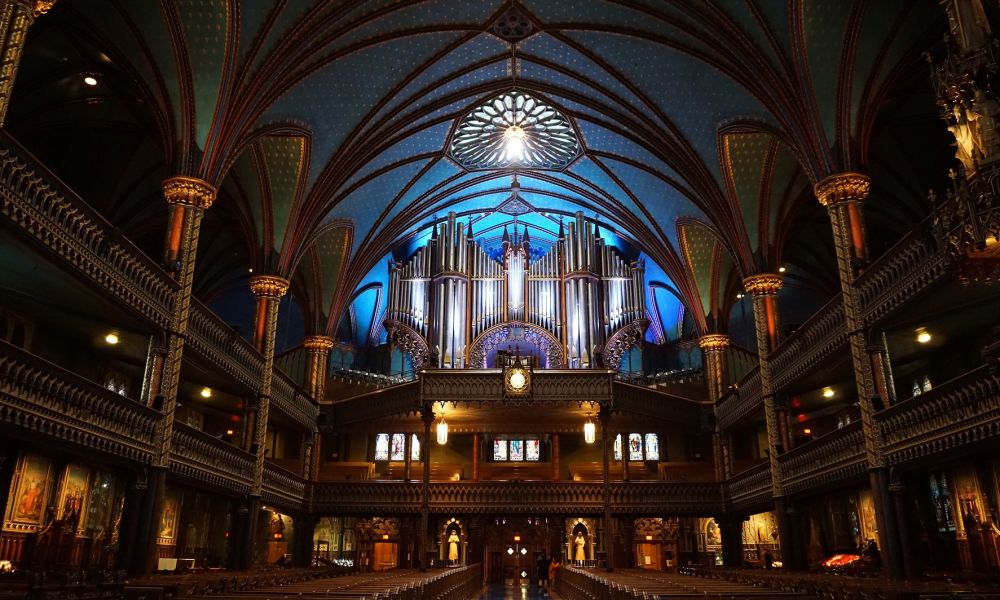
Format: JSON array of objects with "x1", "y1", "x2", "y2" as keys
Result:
[{"x1": 508, "y1": 370, "x2": 526, "y2": 390}]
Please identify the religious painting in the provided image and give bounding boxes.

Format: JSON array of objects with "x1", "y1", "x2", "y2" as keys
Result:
[
  {"x1": 390, "y1": 433, "x2": 405, "y2": 461},
  {"x1": 410, "y1": 434, "x2": 421, "y2": 462},
  {"x1": 343, "y1": 528, "x2": 355, "y2": 551},
  {"x1": 704, "y1": 518, "x2": 721, "y2": 547},
  {"x1": 509, "y1": 439, "x2": 524, "y2": 461},
  {"x1": 526, "y1": 439, "x2": 540, "y2": 461},
  {"x1": 614, "y1": 434, "x2": 622, "y2": 461},
  {"x1": 644, "y1": 434, "x2": 660, "y2": 461},
  {"x1": 628, "y1": 433, "x2": 643, "y2": 461},
  {"x1": 374, "y1": 433, "x2": 390, "y2": 461},
  {"x1": 3, "y1": 453, "x2": 53, "y2": 531},
  {"x1": 56, "y1": 463, "x2": 90, "y2": 530},
  {"x1": 493, "y1": 440, "x2": 508, "y2": 461},
  {"x1": 158, "y1": 495, "x2": 179, "y2": 543},
  {"x1": 857, "y1": 489, "x2": 877, "y2": 543}
]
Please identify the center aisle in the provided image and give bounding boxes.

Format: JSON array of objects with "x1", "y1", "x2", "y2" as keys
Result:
[{"x1": 480, "y1": 584, "x2": 556, "y2": 599}]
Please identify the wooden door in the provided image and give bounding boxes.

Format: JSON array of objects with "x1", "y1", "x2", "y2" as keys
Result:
[
  {"x1": 372, "y1": 542, "x2": 397, "y2": 571},
  {"x1": 636, "y1": 543, "x2": 662, "y2": 570}
]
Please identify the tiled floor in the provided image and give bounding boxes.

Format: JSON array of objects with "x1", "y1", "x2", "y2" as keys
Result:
[{"x1": 479, "y1": 583, "x2": 555, "y2": 599}]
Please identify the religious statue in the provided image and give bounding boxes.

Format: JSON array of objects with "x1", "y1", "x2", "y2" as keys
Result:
[
  {"x1": 447, "y1": 531, "x2": 460, "y2": 563},
  {"x1": 574, "y1": 532, "x2": 586, "y2": 562},
  {"x1": 949, "y1": 103, "x2": 981, "y2": 174}
]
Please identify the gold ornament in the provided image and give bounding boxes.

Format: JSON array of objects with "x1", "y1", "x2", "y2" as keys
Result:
[
  {"x1": 249, "y1": 274, "x2": 289, "y2": 298},
  {"x1": 162, "y1": 176, "x2": 217, "y2": 209},
  {"x1": 697, "y1": 334, "x2": 731, "y2": 352},
  {"x1": 813, "y1": 172, "x2": 870, "y2": 207},
  {"x1": 743, "y1": 273, "x2": 783, "y2": 297},
  {"x1": 303, "y1": 335, "x2": 335, "y2": 353},
  {"x1": 30, "y1": 0, "x2": 56, "y2": 16}
]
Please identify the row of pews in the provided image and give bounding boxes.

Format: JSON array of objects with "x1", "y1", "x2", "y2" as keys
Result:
[
  {"x1": 186, "y1": 565, "x2": 482, "y2": 600},
  {"x1": 553, "y1": 566, "x2": 810, "y2": 600}
]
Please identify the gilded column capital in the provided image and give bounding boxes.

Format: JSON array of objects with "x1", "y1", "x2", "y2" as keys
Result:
[
  {"x1": 249, "y1": 274, "x2": 289, "y2": 298},
  {"x1": 697, "y1": 334, "x2": 730, "y2": 352},
  {"x1": 813, "y1": 172, "x2": 870, "y2": 207},
  {"x1": 31, "y1": 0, "x2": 56, "y2": 16},
  {"x1": 163, "y1": 176, "x2": 217, "y2": 209},
  {"x1": 743, "y1": 273, "x2": 783, "y2": 297},
  {"x1": 303, "y1": 335, "x2": 336, "y2": 353}
]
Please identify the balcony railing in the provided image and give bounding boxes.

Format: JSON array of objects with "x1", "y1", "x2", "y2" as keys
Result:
[
  {"x1": 778, "y1": 422, "x2": 866, "y2": 496},
  {"x1": 716, "y1": 368, "x2": 761, "y2": 430},
  {"x1": 612, "y1": 381, "x2": 703, "y2": 426},
  {"x1": 726, "y1": 463, "x2": 771, "y2": 512},
  {"x1": 310, "y1": 481, "x2": 722, "y2": 514},
  {"x1": 170, "y1": 423, "x2": 254, "y2": 494},
  {"x1": 263, "y1": 461, "x2": 308, "y2": 510},
  {"x1": 271, "y1": 370, "x2": 319, "y2": 431},
  {"x1": 0, "y1": 134, "x2": 177, "y2": 328},
  {"x1": 768, "y1": 293, "x2": 846, "y2": 390},
  {"x1": 0, "y1": 340, "x2": 160, "y2": 463}
]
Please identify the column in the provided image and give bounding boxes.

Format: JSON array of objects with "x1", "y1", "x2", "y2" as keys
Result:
[
  {"x1": 145, "y1": 176, "x2": 216, "y2": 575},
  {"x1": 418, "y1": 404, "x2": 433, "y2": 572},
  {"x1": 620, "y1": 431, "x2": 630, "y2": 482},
  {"x1": 115, "y1": 474, "x2": 146, "y2": 573},
  {"x1": 814, "y1": 173, "x2": 903, "y2": 579},
  {"x1": 0, "y1": 0, "x2": 54, "y2": 127},
  {"x1": 889, "y1": 482, "x2": 917, "y2": 578},
  {"x1": 699, "y1": 334, "x2": 730, "y2": 481},
  {"x1": 471, "y1": 432, "x2": 480, "y2": 482},
  {"x1": 599, "y1": 405, "x2": 614, "y2": 572},
  {"x1": 304, "y1": 335, "x2": 333, "y2": 480},
  {"x1": 719, "y1": 516, "x2": 744, "y2": 568},
  {"x1": 294, "y1": 515, "x2": 317, "y2": 568},
  {"x1": 551, "y1": 433, "x2": 560, "y2": 481},
  {"x1": 743, "y1": 273, "x2": 796, "y2": 569}
]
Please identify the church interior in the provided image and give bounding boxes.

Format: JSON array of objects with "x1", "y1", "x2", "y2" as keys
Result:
[{"x1": 1, "y1": 1, "x2": 1000, "y2": 599}]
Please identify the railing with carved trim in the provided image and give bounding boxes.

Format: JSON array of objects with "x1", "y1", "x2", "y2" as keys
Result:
[
  {"x1": 769, "y1": 294, "x2": 846, "y2": 390},
  {"x1": 186, "y1": 300, "x2": 264, "y2": 393},
  {"x1": 612, "y1": 381, "x2": 703, "y2": 426},
  {"x1": 311, "y1": 481, "x2": 721, "y2": 514},
  {"x1": 726, "y1": 463, "x2": 771, "y2": 513},
  {"x1": 0, "y1": 134, "x2": 177, "y2": 328},
  {"x1": 263, "y1": 461, "x2": 308, "y2": 510},
  {"x1": 271, "y1": 370, "x2": 318, "y2": 431},
  {"x1": 778, "y1": 422, "x2": 866, "y2": 496},
  {"x1": 170, "y1": 423, "x2": 254, "y2": 494},
  {"x1": 0, "y1": 340, "x2": 160, "y2": 463},
  {"x1": 330, "y1": 380, "x2": 421, "y2": 425},
  {"x1": 715, "y1": 368, "x2": 762, "y2": 430},
  {"x1": 878, "y1": 364, "x2": 1000, "y2": 466}
]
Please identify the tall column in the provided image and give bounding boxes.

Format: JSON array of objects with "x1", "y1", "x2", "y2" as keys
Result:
[
  {"x1": 471, "y1": 432, "x2": 480, "y2": 482},
  {"x1": 0, "y1": 0, "x2": 54, "y2": 127},
  {"x1": 418, "y1": 404, "x2": 433, "y2": 572},
  {"x1": 551, "y1": 433, "x2": 560, "y2": 481},
  {"x1": 243, "y1": 274, "x2": 289, "y2": 568},
  {"x1": 304, "y1": 335, "x2": 333, "y2": 480},
  {"x1": 743, "y1": 273, "x2": 796, "y2": 569},
  {"x1": 599, "y1": 405, "x2": 614, "y2": 572},
  {"x1": 620, "y1": 431, "x2": 630, "y2": 481},
  {"x1": 699, "y1": 334, "x2": 731, "y2": 481},
  {"x1": 145, "y1": 176, "x2": 215, "y2": 574},
  {"x1": 814, "y1": 173, "x2": 902, "y2": 579}
]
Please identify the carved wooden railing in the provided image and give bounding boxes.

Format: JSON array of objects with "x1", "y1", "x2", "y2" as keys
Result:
[
  {"x1": 878, "y1": 364, "x2": 1000, "y2": 466},
  {"x1": 421, "y1": 369, "x2": 614, "y2": 406},
  {"x1": 330, "y1": 380, "x2": 421, "y2": 424},
  {"x1": 170, "y1": 423, "x2": 254, "y2": 494},
  {"x1": 311, "y1": 481, "x2": 722, "y2": 514},
  {"x1": 612, "y1": 381, "x2": 703, "y2": 426},
  {"x1": 0, "y1": 340, "x2": 159, "y2": 463},
  {"x1": 715, "y1": 368, "x2": 762, "y2": 430},
  {"x1": 769, "y1": 294, "x2": 846, "y2": 390},
  {"x1": 271, "y1": 370, "x2": 318, "y2": 431},
  {"x1": 778, "y1": 422, "x2": 866, "y2": 496},
  {"x1": 0, "y1": 135, "x2": 177, "y2": 328},
  {"x1": 263, "y1": 461, "x2": 308, "y2": 510},
  {"x1": 726, "y1": 463, "x2": 771, "y2": 512},
  {"x1": 856, "y1": 222, "x2": 950, "y2": 324}
]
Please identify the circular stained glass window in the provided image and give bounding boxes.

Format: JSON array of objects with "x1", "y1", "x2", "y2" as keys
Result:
[{"x1": 450, "y1": 91, "x2": 580, "y2": 170}]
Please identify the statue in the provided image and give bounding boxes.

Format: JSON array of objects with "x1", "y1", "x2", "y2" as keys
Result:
[
  {"x1": 447, "y1": 531, "x2": 460, "y2": 563},
  {"x1": 949, "y1": 103, "x2": 981, "y2": 173},
  {"x1": 574, "y1": 532, "x2": 586, "y2": 562}
]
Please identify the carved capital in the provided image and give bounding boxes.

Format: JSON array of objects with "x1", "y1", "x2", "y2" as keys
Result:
[
  {"x1": 31, "y1": 0, "x2": 56, "y2": 16},
  {"x1": 697, "y1": 334, "x2": 730, "y2": 352},
  {"x1": 743, "y1": 273, "x2": 783, "y2": 297},
  {"x1": 303, "y1": 335, "x2": 335, "y2": 353},
  {"x1": 813, "y1": 172, "x2": 870, "y2": 207},
  {"x1": 249, "y1": 274, "x2": 289, "y2": 298},
  {"x1": 162, "y1": 176, "x2": 216, "y2": 209}
]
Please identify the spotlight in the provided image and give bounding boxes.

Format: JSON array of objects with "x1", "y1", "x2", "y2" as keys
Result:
[
  {"x1": 778, "y1": 266, "x2": 786, "y2": 273},
  {"x1": 916, "y1": 328, "x2": 931, "y2": 344},
  {"x1": 104, "y1": 332, "x2": 120, "y2": 345},
  {"x1": 200, "y1": 387, "x2": 212, "y2": 398},
  {"x1": 83, "y1": 75, "x2": 98, "y2": 86},
  {"x1": 822, "y1": 387, "x2": 835, "y2": 398}
]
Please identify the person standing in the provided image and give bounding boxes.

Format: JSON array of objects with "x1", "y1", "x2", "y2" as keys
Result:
[
  {"x1": 536, "y1": 551, "x2": 549, "y2": 590},
  {"x1": 548, "y1": 554, "x2": 562, "y2": 593}
]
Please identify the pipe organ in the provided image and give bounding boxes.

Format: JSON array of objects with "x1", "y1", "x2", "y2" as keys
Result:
[{"x1": 386, "y1": 211, "x2": 647, "y2": 370}]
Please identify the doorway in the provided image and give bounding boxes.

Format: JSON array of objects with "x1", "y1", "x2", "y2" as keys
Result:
[
  {"x1": 372, "y1": 542, "x2": 397, "y2": 571},
  {"x1": 636, "y1": 542, "x2": 662, "y2": 570}
]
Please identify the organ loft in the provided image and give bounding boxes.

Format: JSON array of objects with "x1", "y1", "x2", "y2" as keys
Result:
[{"x1": 2, "y1": 1, "x2": 1000, "y2": 599}]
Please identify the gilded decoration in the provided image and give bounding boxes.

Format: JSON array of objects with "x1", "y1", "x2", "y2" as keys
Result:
[
  {"x1": 697, "y1": 333, "x2": 730, "y2": 352},
  {"x1": 303, "y1": 335, "x2": 336, "y2": 353},
  {"x1": 249, "y1": 274, "x2": 290, "y2": 298},
  {"x1": 743, "y1": 274, "x2": 783, "y2": 297},
  {"x1": 162, "y1": 176, "x2": 217, "y2": 209},
  {"x1": 31, "y1": 0, "x2": 56, "y2": 16},
  {"x1": 813, "y1": 172, "x2": 871, "y2": 207}
]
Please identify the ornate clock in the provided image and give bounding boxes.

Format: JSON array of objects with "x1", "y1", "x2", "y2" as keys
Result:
[{"x1": 504, "y1": 363, "x2": 531, "y2": 397}]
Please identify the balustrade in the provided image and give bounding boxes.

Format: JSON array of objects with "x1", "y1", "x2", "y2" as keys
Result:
[
  {"x1": 778, "y1": 422, "x2": 866, "y2": 495},
  {"x1": 715, "y1": 368, "x2": 761, "y2": 430},
  {"x1": 170, "y1": 423, "x2": 255, "y2": 494},
  {"x1": 726, "y1": 463, "x2": 771, "y2": 513},
  {"x1": 0, "y1": 339, "x2": 159, "y2": 463},
  {"x1": 263, "y1": 461, "x2": 308, "y2": 510}
]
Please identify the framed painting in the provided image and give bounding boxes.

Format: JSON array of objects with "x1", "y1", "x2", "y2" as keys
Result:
[
  {"x1": 56, "y1": 464, "x2": 90, "y2": 531},
  {"x1": 157, "y1": 495, "x2": 180, "y2": 544},
  {"x1": 3, "y1": 453, "x2": 54, "y2": 532}
]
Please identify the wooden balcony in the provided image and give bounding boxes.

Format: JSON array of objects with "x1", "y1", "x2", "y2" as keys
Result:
[
  {"x1": 726, "y1": 463, "x2": 771, "y2": 513},
  {"x1": 169, "y1": 423, "x2": 254, "y2": 494},
  {"x1": 777, "y1": 422, "x2": 866, "y2": 496},
  {"x1": 262, "y1": 461, "x2": 308, "y2": 511},
  {"x1": 0, "y1": 339, "x2": 160, "y2": 463}
]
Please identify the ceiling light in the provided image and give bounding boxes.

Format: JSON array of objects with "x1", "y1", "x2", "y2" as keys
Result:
[
  {"x1": 778, "y1": 266, "x2": 786, "y2": 273},
  {"x1": 104, "y1": 332, "x2": 119, "y2": 345},
  {"x1": 503, "y1": 125, "x2": 526, "y2": 162},
  {"x1": 200, "y1": 387, "x2": 212, "y2": 398},
  {"x1": 83, "y1": 75, "x2": 98, "y2": 86},
  {"x1": 736, "y1": 293, "x2": 744, "y2": 299},
  {"x1": 916, "y1": 328, "x2": 931, "y2": 344},
  {"x1": 803, "y1": 428, "x2": 812, "y2": 435},
  {"x1": 822, "y1": 387, "x2": 834, "y2": 398}
]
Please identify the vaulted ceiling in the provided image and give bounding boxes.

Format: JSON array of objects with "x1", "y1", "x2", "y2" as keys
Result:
[{"x1": 7, "y1": 0, "x2": 952, "y2": 351}]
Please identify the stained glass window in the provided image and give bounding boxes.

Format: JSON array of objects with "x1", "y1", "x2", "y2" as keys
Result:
[
  {"x1": 644, "y1": 433, "x2": 660, "y2": 461},
  {"x1": 450, "y1": 91, "x2": 580, "y2": 170},
  {"x1": 526, "y1": 439, "x2": 540, "y2": 461},
  {"x1": 374, "y1": 434, "x2": 390, "y2": 461},
  {"x1": 411, "y1": 434, "x2": 421, "y2": 462},
  {"x1": 628, "y1": 433, "x2": 643, "y2": 461},
  {"x1": 390, "y1": 434, "x2": 405, "y2": 461},
  {"x1": 614, "y1": 434, "x2": 622, "y2": 461},
  {"x1": 493, "y1": 440, "x2": 508, "y2": 461},
  {"x1": 510, "y1": 440, "x2": 524, "y2": 461}
]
